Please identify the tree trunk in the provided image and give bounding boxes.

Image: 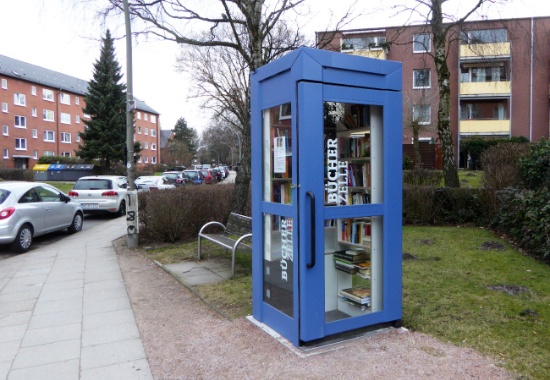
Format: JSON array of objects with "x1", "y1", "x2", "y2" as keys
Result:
[
  {"x1": 231, "y1": 121, "x2": 251, "y2": 215},
  {"x1": 412, "y1": 122, "x2": 423, "y2": 169}
]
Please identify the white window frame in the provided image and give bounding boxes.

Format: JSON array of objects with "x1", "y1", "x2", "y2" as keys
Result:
[
  {"x1": 59, "y1": 93, "x2": 71, "y2": 105},
  {"x1": 144, "y1": 128, "x2": 148, "y2": 135},
  {"x1": 42, "y1": 89, "x2": 54, "y2": 101},
  {"x1": 61, "y1": 132, "x2": 71, "y2": 143},
  {"x1": 138, "y1": 126, "x2": 142, "y2": 134},
  {"x1": 44, "y1": 150, "x2": 55, "y2": 156},
  {"x1": 3, "y1": 149, "x2": 8, "y2": 159},
  {"x1": 413, "y1": 105, "x2": 431, "y2": 125},
  {"x1": 144, "y1": 142, "x2": 149, "y2": 149},
  {"x1": 43, "y1": 130, "x2": 55, "y2": 142},
  {"x1": 14, "y1": 93, "x2": 26, "y2": 106},
  {"x1": 32, "y1": 107, "x2": 37, "y2": 117},
  {"x1": 2, "y1": 102, "x2": 7, "y2": 113},
  {"x1": 15, "y1": 138, "x2": 27, "y2": 150},
  {"x1": 33, "y1": 150, "x2": 38, "y2": 159},
  {"x1": 60, "y1": 112, "x2": 71, "y2": 124},
  {"x1": 1, "y1": 79, "x2": 7, "y2": 89},
  {"x1": 413, "y1": 69, "x2": 431, "y2": 89},
  {"x1": 2, "y1": 125, "x2": 8, "y2": 136},
  {"x1": 137, "y1": 112, "x2": 141, "y2": 120},
  {"x1": 151, "y1": 143, "x2": 157, "y2": 151},
  {"x1": 144, "y1": 155, "x2": 149, "y2": 163},
  {"x1": 152, "y1": 156, "x2": 157, "y2": 164},
  {"x1": 151, "y1": 115, "x2": 157, "y2": 123},
  {"x1": 413, "y1": 33, "x2": 431, "y2": 53},
  {"x1": 31, "y1": 86, "x2": 37, "y2": 96},
  {"x1": 151, "y1": 129, "x2": 157, "y2": 137},
  {"x1": 76, "y1": 135, "x2": 80, "y2": 142},
  {"x1": 14, "y1": 115, "x2": 26, "y2": 128},
  {"x1": 144, "y1": 114, "x2": 148, "y2": 121},
  {"x1": 32, "y1": 129, "x2": 37, "y2": 138},
  {"x1": 43, "y1": 109, "x2": 55, "y2": 122},
  {"x1": 62, "y1": 152, "x2": 71, "y2": 157},
  {"x1": 75, "y1": 97, "x2": 80, "y2": 105}
]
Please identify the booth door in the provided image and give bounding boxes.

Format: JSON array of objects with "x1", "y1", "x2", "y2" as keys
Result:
[{"x1": 297, "y1": 82, "x2": 402, "y2": 343}]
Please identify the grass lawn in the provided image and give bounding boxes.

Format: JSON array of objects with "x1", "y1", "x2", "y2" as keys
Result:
[
  {"x1": 146, "y1": 226, "x2": 549, "y2": 379},
  {"x1": 458, "y1": 169, "x2": 483, "y2": 188},
  {"x1": 46, "y1": 181, "x2": 74, "y2": 193}
]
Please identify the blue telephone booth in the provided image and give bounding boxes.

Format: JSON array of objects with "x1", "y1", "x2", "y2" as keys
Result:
[{"x1": 250, "y1": 47, "x2": 402, "y2": 347}]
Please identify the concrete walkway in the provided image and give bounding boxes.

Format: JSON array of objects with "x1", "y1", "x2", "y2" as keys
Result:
[{"x1": 0, "y1": 217, "x2": 152, "y2": 380}]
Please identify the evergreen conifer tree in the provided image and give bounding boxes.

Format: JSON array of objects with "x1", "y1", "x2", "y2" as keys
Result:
[{"x1": 77, "y1": 29, "x2": 127, "y2": 169}]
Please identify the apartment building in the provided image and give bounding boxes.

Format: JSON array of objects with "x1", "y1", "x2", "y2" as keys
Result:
[
  {"x1": 318, "y1": 16, "x2": 550, "y2": 167},
  {"x1": 0, "y1": 54, "x2": 161, "y2": 169}
]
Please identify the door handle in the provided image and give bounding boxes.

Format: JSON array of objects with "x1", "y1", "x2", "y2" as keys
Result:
[{"x1": 306, "y1": 191, "x2": 315, "y2": 269}]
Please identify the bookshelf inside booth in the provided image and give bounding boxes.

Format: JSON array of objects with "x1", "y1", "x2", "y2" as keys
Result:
[{"x1": 323, "y1": 102, "x2": 384, "y2": 321}]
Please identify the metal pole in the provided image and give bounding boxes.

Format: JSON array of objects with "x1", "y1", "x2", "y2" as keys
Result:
[{"x1": 123, "y1": 0, "x2": 139, "y2": 248}]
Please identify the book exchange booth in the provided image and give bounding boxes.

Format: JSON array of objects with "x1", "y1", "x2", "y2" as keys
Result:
[{"x1": 250, "y1": 47, "x2": 403, "y2": 347}]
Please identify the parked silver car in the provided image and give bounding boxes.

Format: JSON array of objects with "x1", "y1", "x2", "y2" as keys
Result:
[
  {"x1": 69, "y1": 175, "x2": 127, "y2": 216},
  {"x1": 0, "y1": 181, "x2": 84, "y2": 253}
]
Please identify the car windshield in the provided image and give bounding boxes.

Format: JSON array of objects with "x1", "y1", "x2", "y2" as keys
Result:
[
  {"x1": 73, "y1": 179, "x2": 112, "y2": 190},
  {"x1": 0, "y1": 189, "x2": 11, "y2": 205},
  {"x1": 185, "y1": 172, "x2": 198, "y2": 179}
]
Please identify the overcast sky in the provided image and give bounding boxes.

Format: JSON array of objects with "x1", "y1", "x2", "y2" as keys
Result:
[{"x1": 1, "y1": 0, "x2": 547, "y2": 135}]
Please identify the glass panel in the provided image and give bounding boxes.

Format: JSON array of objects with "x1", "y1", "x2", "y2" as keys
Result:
[
  {"x1": 323, "y1": 102, "x2": 383, "y2": 206},
  {"x1": 262, "y1": 103, "x2": 292, "y2": 204},
  {"x1": 263, "y1": 214, "x2": 294, "y2": 317},
  {"x1": 324, "y1": 216, "x2": 383, "y2": 322}
]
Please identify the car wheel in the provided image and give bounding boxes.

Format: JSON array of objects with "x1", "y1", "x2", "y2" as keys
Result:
[
  {"x1": 68, "y1": 212, "x2": 83, "y2": 234},
  {"x1": 11, "y1": 224, "x2": 33, "y2": 253},
  {"x1": 116, "y1": 200, "x2": 126, "y2": 217}
]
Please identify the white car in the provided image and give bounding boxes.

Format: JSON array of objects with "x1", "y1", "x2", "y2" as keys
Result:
[
  {"x1": 69, "y1": 175, "x2": 127, "y2": 216},
  {"x1": 135, "y1": 176, "x2": 176, "y2": 191},
  {"x1": 0, "y1": 181, "x2": 83, "y2": 253}
]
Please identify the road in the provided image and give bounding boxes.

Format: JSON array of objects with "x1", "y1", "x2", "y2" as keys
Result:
[{"x1": 0, "y1": 213, "x2": 120, "y2": 260}]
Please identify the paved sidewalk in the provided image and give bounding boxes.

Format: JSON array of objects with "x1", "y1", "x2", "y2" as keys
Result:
[{"x1": 0, "y1": 217, "x2": 152, "y2": 380}]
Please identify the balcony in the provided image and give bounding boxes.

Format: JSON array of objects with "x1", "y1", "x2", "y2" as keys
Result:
[
  {"x1": 460, "y1": 42, "x2": 510, "y2": 59},
  {"x1": 460, "y1": 119, "x2": 510, "y2": 135},
  {"x1": 345, "y1": 49, "x2": 387, "y2": 60},
  {"x1": 460, "y1": 81, "x2": 510, "y2": 97}
]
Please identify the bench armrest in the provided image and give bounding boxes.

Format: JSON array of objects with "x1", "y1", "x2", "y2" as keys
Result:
[{"x1": 199, "y1": 221, "x2": 226, "y2": 235}]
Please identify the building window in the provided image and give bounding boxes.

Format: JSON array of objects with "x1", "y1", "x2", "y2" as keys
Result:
[
  {"x1": 14, "y1": 116, "x2": 26, "y2": 128},
  {"x1": 144, "y1": 128, "x2": 148, "y2": 135},
  {"x1": 75, "y1": 97, "x2": 80, "y2": 105},
  {"x1": 62, "y1": 152, "x2": 71, "y2": 157},
  {"x1": 460, "y1": 28, "x2": 507, "y2": 44},
  {"x1": 43, "y1": 130, "x2": 55, "y2": 142},
  {"x1": 341, "y1": 35, "x2": 387, "y2": 50},
  {"x1": 151, "y1": 143, "x2": 157, "y2": 151},
  {"x1": 1, "y1": 79, "x2": 7, "y2": 89},
  {"x1": 15, "y1": 138, "x2": 27, "y2": 150},
  {"x1": 33, "y1": 150, "x2": 38, "y2": 159},
  {"x1": 59, "y1": 93, "x2": 71, "y2": 105},
  {"x1": 413, "y1": 105, "x2": 431, "y2": 125},
  {"x1": 42, "y1": 89, "x2": 54, "y2": 101},
  {"x1": 2, "y1": 102, "x2": 7, "y2": 113},
  {"x1": 2, "y1": 125, "x2": 8, "y2": 136},
  {"x1": 31, "y1": 86, "x2": 37, "y2": 96},
  {"x1": 152, "y1": 156, "x2": 157, "y2": 164},
  {"x1": 61, "y1": 132, "x2": 71, "y2": 143},
  {"x1": 83, "y1": 113, "x2": 91, "y2": 119},
  {"x1": 32, "y1": 107, "x2": 37, "y2": 117},
  {"x1": 43, "y1": 109, "x2": 55, "y2": 121},
  {"x1": 151, "y1": 129, "x2": 156, "y2": 137},
  {"x1": 137, "y1": 126, "x2": 142, "y2": 134},
  {"x1": 413, "y1": 33, "x2": 431, "y2": 53},
  {"x1": 14, "y1": 93, "x2": 26, "y2": 106},
  {"x1": 32, "y1": 129, "x2": 37, "y2": 138},
  {"x1": 60, "y1": 113, "x2": 71, "y2": 124},
  {"x1": 75, "y1": 115, "x2": 80, "y2": 124},
  {"x1": 144, "y1": 156, "x2": 149, "y2": 163},
  {"x1": 142, "y1": 142, "x2": 148, "y2": 149},
  {"x1": 413, "y1": 69, "x2": 431, "y2": 88},
  {"x1": 144, "y1": 114, "x2": 148, "y2": 121},
  {"x1": 44, "y1": 150, "x2": 55, "y2": 156},
  {"x1": 151, "y1": 115, "x2": 157, "y2": 123},
  {"x1": 137, "y1": 112, "x2": 141, "y2": 120},
  {"x1": 76, "y1": 135, "x2": 80, "y2": 142},
  {"x1": 3, "y1": 149, "x2": 8, "y2": 158}
]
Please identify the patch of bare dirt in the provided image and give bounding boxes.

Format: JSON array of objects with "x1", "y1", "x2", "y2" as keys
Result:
[{"x1": 114, "y1": 238, "x2": 515, "y2": 380}]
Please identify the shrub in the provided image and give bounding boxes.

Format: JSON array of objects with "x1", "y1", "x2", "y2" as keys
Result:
[
  {"x1": 403, "y1": 169, "x2": 443, "y2": 186},
  {"x1": 37, "y1": 155, "x2": 84, "y2": 165},
  {"x1": 402, "y1": 185, "x2": 436, "y2": 224},
  {"x1": 0, "y1": 169, "x2": 34, "y2": 181},
  {"x1": 518, "y1": 138, "x2": 550, "y2": 190},
  {"x1": 403, "y1": 155, "x2": 414, "y2": 170},
  {"x1": 492, "y1": 188, "x2": 550, "y2": 259},
  {"x1": 138, "y1": 184, "x2": 235, "y2": 243},
  {"x1": 481, "y1": 143, "x2": 529, "y2": 190}
]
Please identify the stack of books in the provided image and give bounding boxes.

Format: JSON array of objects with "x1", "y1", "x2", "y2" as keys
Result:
[
  {"x1": 333, "y1": 249, "x2": 370, "y2": 275},
  {"x1": 339, "y1": 286, "x2": 371, "y2": 309}
]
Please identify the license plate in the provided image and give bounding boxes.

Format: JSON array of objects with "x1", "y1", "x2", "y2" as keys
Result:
[{"x1": 81, "y1": 203, "x2": 99, "y2": 208}]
